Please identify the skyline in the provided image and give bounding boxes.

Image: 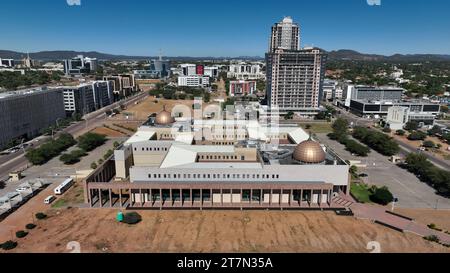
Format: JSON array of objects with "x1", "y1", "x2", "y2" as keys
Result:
[{"x1": 0, "y1": 0, "x2": 450, "y2": 57}]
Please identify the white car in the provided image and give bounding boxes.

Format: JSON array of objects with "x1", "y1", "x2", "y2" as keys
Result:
[
  {"x1": 44, "y1": 195, "x2": 56, "y2": 204},
  {"x1": 16, "y1": 187, "x2": 29, "y2": 192}
]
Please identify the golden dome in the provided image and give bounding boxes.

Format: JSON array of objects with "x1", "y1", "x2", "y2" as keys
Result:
[
  {"x1": 155, "y1": 106, "x2": 175, "y2": 125},
  {"x1": 293, "y1": 139, "x2": 326, "y2": 164}
]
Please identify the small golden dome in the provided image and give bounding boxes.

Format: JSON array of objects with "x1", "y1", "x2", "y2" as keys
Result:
[
  {"x1": 293, "y1": 138, "x2": 326, "y2": 164},
  {"x1": 155, "y1": 106, "x2": 175, "y2": 125}
]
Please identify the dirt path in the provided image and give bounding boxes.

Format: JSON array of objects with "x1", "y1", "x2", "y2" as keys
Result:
[{"x1": 2, "y1": 208, "x2": 448, "y2": 253}]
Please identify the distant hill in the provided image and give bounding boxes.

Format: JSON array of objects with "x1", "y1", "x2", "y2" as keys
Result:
[
  {"x1": 1, "y1": 49, "x2": 449, "y2": 62},
  {"x1": 0, "y1": 50, "x2": 265, "y2": 62},
  {"x1": 327, "y1": 49, "x2": 450, "y2": 62}
]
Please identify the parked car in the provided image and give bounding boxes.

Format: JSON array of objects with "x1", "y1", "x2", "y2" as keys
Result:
[{"x1": 44, "y1": 195, "x2": 56, "y2": 204}]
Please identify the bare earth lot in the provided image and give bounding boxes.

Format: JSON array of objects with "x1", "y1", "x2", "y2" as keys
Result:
[{"x1": 3, "y1": 208, "x2": 448, "y2": 253}]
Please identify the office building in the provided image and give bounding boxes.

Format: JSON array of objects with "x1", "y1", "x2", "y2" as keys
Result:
[
  {"x1": 91, "y1": 81, "x2": 114, "y2": 109},
  {"x1": 83, "y1": 110, "x2": 350, "y2": 210},
  {"x1": 0, "y1": 87, "x2": 66, "y2": 148},
  {"x1": 103, "y1": 74, "x2": 136, "y2": 98},
  {"x1": 61, "y1": 84, "x2": 96, "y2": 115},
  {"x1": 204, "y1": 66, "x2": 219, "y2": 78},
  {"x1": 266, "y1": 17, "x2": 327, "y2": 116},
  {"x1": 64, "y1": 55, "x2": 98, "y2": 75},
  {"x1": 178, "y1": 75, "x2": 210, "y2": 88},
  {"x1": 229, "y1": 80, "x2": 257, "y2": 97},
  {"x1": 180, "y1": 64, "x2": 197, "y2": 76},
  {"x1": 0, "y1": 58, "x2": 15, "y2": 68},
  {"x1": 228, "y1": 62, "x2": 265, "y2": 80},
  {"x1": 386, "y1": 106, "x2": 409, "y2": 130},
  {"x1": 349, "y1": 99, "x2": 440, "y2": 122},
  {"x1": 266, "y1": 47, "x2": 327, "y2": 116}
]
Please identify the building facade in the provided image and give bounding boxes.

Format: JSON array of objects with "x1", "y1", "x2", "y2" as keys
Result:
[
  {"x1": 0, "y1": 58, "x2": 15, "y2": 68},
  {"x1": 178, "y1": 75, "x2": 210, "y2": 88},
  {"x1": 269, "y1": 16, "x2": 300, "y2": 52},
  {"x1": 62, "y1": 84, "x2": 96, "y2": 115},
  {"x1": 266, "y1": 17, "x2": 327, "y2": 116},
  {"x1": 228, "y1": 62, "x2": 265, "y2": 80},
  {"x1": 0, "y1": 88, "x2": 66, "y2": 148},
  {"x1": 91, "y1": 81, "x2": 114, "y2": 109},
  {"x1": 266, "y1": 48, "x2": 327, "y2": 116},
  {"x1": 63, "y1": 55, "x2": 98, "y2": 76},
  {"x1": 84, "y1": 111, "x2": 350, "y2": 210},
  {"x1": 103, "y1": 74, "x2": 136, "y2": 98},
  {"x1": 229, "y1": 80, "x2": 257, "y2": 97}
]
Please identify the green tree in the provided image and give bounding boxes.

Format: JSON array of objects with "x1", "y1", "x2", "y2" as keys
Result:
[{"x1": 405, "y1": 121, "x2": 419, "y2": 131}]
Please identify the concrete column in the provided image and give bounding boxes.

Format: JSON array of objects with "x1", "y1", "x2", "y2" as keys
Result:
[
  {"x1": 200, "y1": 189, "x2": 203, "y2": 207},
  {"x1": 99, "y1": 189, "x2": 103, "y2": 208},
  {"x1": 220, "y1": 188, "x2": 223, "y2": 206},
  {"x1": 250, "y1": 189, "x2": 253, "y2": 204},
  {"x1": 299, "y1": 189, "x2": 303, "y2": 206},
  {"x1": 159, "y1": 189, "x2": 162, "y2": 209},
  {"x1": 260, "y1": 189, "x2": 263, "y2": 205},
  {"x1": 269, "y1": 189, "x2": 273, "y2": 206},
  {"x1": 140, "y1": 188, "x2": 143, "y2": 207},
  {"x1": 89, "y1": 189, "x2": 93, "y2": 207},
  {"x1": 119, "y1": 189, "x2": 123, "y2": 208},
  {"x1": 319, "y1": 189, "x2": 323, "y2": 207},
  {"x1": 180, "y1": 189, "x2": 183, "y2": 206},
  {"x1": 310, "y1": 190, "x2": 313, "y2": 207},
  {"x1": 290, "y1": 189, "x2": 293, "y2": 206},
  {"x1": 170, "y1": 189, "x2": 173, "y2": 206},
  {"x1": 190, "y1": 189, "x2": 193, "y2": 205},
  {"x1": 109, "y1": 189, "x2": 112, "y2": 208}
]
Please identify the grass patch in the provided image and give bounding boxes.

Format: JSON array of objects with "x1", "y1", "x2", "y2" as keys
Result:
[
  {"x1": 300, "y1": 123, "x2": 333, "y2": 134},
  {"x1": 350, "y1": 182, "x2": 372, "y2": 203},
  {"x1": 51, "y1": 199, "x2": 67, "y2": 208}
]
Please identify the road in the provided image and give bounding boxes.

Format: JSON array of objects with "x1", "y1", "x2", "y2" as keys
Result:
[
  {"x1": 326, "y1": 102, "x2": 450, "y2": 170},
  {"x1": 0, "y1": 92, "x2": 147, "y2": 181}
]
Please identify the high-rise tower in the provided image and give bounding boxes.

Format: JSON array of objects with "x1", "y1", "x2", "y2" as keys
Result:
[{"x1": 269, "y1": 16, "x2": 300, "y2": 52}]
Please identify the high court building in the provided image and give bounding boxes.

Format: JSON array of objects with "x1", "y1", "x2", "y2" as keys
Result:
[{"x1": 84, "y1": 104, "x2": 350, "y2": 210}]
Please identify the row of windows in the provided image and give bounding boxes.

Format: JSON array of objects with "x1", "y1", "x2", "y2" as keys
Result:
[
  {"x1": 199, "y1": 155, "x2": 244, "y2": 160},
  {"x1": 147, "y1": 173, "x2": 280, "y2": 180},
  {"x1": 134, "y1": 147, "x2": 169, "y2": 152}
]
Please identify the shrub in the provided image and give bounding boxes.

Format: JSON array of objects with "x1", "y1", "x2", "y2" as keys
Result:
[
  {"x1": 396, "y1": 130, "x2": 405, "y2": 136},
  {"x1": 122, "y1": 212, "x2": 142, "y2": 225},
  {"x1": 0, "y1": 240, "x2": 18, "y2": 250},
  {"x1": 424, "y1": 235, "x2": 440, "y2": 243},
  {"x1": 26, "y1": 133, "x2": 76, "y2": 165},
  {"x1": 422, "y1": 140, "x2": 436, "y2": 148},
  {"x1": 77, "y1": 133, "x2": 107, "y2": 152},
  {"x1": 35, "y1": 212, "x2": 47, "y2": 220},
  {"x1": 353, "y1": 127, "x2": 399, "y2": 156},
  {"x1": 16, "y1": 230, "x2": 28, "y2": 238},
  {"x1": 91, "y1": 162, "x2": 98, "y2": 169},
  {"x1": 382, "y1": 127, "x2": 392, "y2": 133},
  {"x1": 25, "y1": 223, "x2": 36, "y2": 230},
  {"x1": 408, "y1": 131, "x2": 427, "y2": 141},
  {"x1": 370, "y1": 187, "x2": 394, "y2": 205}
]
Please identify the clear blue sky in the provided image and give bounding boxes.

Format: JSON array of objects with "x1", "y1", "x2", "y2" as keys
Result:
[{"x1": 0, "y1": 0, "x2": 449, "y2": 57}]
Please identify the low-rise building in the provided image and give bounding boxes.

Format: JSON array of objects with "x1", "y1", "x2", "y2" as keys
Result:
[
  {"x1": 84, "y1": 109, "x2": 350, "y2": 210},
  {"x1": 178, "y1": 75, "x2": 210, "y2": 88},
  {"x1": 229, "y1": 80, "x2": 257, "y2": 96}
]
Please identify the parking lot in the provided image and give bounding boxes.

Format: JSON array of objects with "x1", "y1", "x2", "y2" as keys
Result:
[{"x1": 316, "y1": 133, "x2": 450, "y2": 209}]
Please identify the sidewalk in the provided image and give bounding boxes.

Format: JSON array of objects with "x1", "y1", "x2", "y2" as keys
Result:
[{"x1": 350, "y1": 201, "x2": 450, "y2": 244}]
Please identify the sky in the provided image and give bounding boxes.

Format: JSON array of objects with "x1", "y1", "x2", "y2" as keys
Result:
[{"x1": 0, "y1": 0, "x2": 449, "y2": 57}]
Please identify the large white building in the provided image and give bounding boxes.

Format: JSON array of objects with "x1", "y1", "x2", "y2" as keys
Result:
[
  {"x1": 84, "y1": 105, "x2": 350, "y2": 210},
  {"x1": 178, "y1": 75, "x2": 210, "y2": 88}
]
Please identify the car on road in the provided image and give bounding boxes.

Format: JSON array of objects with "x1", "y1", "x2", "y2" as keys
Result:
[
  {"x1": 16, "y1": 187, "x2": 29, "y2": 193},
  {"x1": 359, "y1": 173, "x2": 369, "y2": 178},
  {"x1": 44, "y1": 195, "x2": 56, "y2": 204}
]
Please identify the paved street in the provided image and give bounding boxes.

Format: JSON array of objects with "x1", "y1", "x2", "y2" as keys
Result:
[
  {"x1": 316, "y1": 133, "x2": 450, "y2": 209},
  {"x1": 326, "y1": 103, "x2": 450, "y2": 170},
  {"x1": 0, "y1": 92, "x2": 147, "y2": 181}
]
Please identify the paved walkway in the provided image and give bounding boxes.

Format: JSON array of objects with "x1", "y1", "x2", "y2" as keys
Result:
[{"x1": 349, "y1": 200, "x2": 450, "y2": 244}]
